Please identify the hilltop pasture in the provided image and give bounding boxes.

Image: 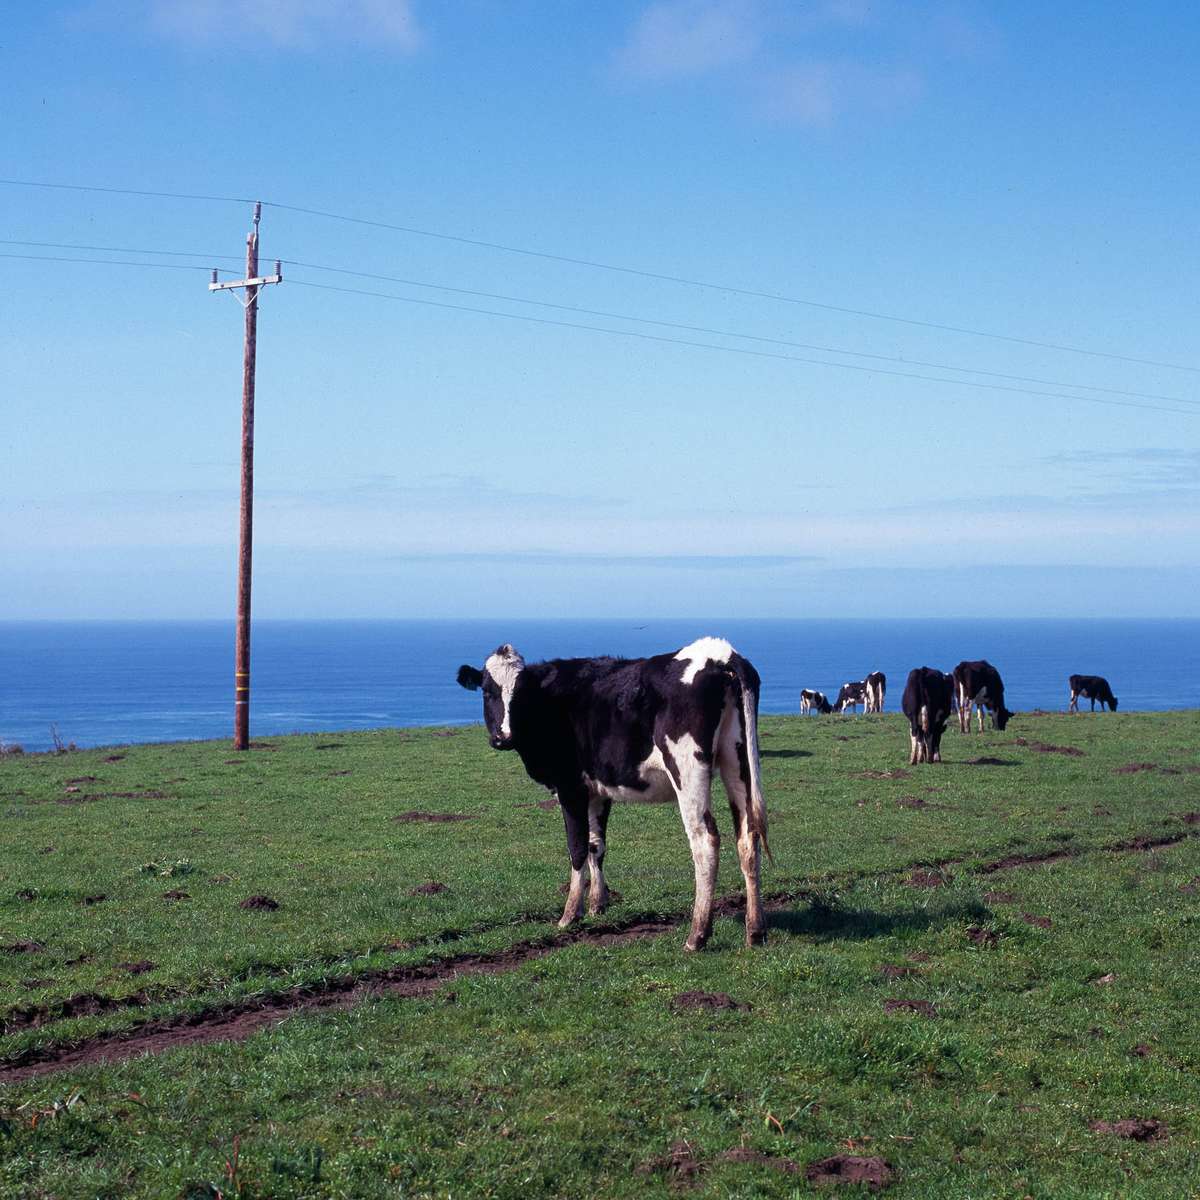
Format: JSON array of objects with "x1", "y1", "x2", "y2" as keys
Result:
[{"x1": 1, "y1": 710, "x2": 1199, "y2": 1197}]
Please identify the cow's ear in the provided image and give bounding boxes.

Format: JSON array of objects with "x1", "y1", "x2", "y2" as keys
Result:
[{"x1": 457, "y1": 665, "x2": 484, "y2": 691}]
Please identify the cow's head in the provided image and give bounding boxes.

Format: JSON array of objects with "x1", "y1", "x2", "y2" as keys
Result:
[
  {"x1": 995, "y1": 706, "x2": 1014, "y2": 731},
  {"x1": 456, "y1": 643, "x2": 526, "y2": 750},
  {"x1": 1110, "y1": 696, "x2": 1119, "y2": 711}
]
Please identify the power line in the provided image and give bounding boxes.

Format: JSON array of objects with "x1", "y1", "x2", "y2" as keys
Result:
[
  {"x1": 0, "y1": 251, "x2": 234, "y2": 273},
  {"x1": 3, "y1": 236, "x2": 1192, "y2": 407},
  {"x1": 286, "y1": 277, "x2": 1198, "y2": 418},
  {"x1": 276, "y1": 255, "x2": 1197, "y2": 409},
  {"x1": 3, "y1": 176, "x2": 1196, "y2": 375}
]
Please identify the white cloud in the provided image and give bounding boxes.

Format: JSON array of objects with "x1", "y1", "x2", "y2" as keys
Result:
[
  {"x1": 130, "y1": 0, "x2": 423, "y2": 51},
  {"x1": 757, "y1": 59, "x2": 923, "y2": 127},
  {"x1": 614, "y1": 0, "x2": 762, "y2": 80}
]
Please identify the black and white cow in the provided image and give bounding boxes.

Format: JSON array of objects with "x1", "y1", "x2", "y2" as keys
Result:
[
  {"x1": 1069, "y1": 674, "x2": 1118, "y2": 713},
  {"x1": 800, "y1": 688, "x2": 832, "y2": 715},
  {"x1": 901, "y1": 668, "x2": 954, "y2": 764},
  {"x1": 834, "y1": 680, "x2": 868, "y2": 714},
  {"x1": 864, "y1": 671, "x2": 887, "y2": 714},
  {"x1": 456, "y1": 637, "x2": 771, "y2": 951},
  {"x1": 952, "y1": 660, "x2": 1014, "y2": 733}
]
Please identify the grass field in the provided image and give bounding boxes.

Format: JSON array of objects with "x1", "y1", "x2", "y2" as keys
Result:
[{"x1": 1, "y1": 709, "x2": 1198, "y2": 1197}]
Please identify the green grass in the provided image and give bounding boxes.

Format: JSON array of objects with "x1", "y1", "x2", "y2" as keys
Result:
[{"x1": 1, "y1": 711, "x2": 1198, "y2": 1197}]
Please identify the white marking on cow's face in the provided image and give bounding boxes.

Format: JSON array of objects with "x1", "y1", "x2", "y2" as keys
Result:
[
  {"x1": 674, "y1": 636, "x2": 734, "y2": 685},
  {"x1": 483, "y1": 644, "x2": 525, "y2": 747}
]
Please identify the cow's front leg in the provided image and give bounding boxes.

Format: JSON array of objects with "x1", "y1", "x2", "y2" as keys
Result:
[
  {"x1": 558, "y1": 792, "x2": 590, "y2": 928},
  {"x1": 587, "y1": 794, "x2": 612, "y2": 916}
]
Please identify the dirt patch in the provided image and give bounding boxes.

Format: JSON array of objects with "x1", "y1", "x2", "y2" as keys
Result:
[
  {"x1": 4, "y1": 990, "x2": 152, "y2": 1032},
  {"x1": 965, "y1": 756, "x2": 1015, "y2": 767},
  {"x1": 966, "y1": 926, "x2": 999, "y2": 948},
  {"x1": 314, "y1": 742, "x2": 345, "y2": 750},
  {"x1": 671, "y1": 990, "x2": 749, "y2": 1013},
  {"x1": 117, "y1": 960, "x2": 156, "y2": 975},
  {"x1": 1112, "y1": 833, "x2": 1185, "y2": 853},
  {"x1": 907, "y1": 869, "x2": 950, "y2": 888},
  {"x1": 1114, "y1": 763, "x2": 1159, "y2": 774},
  {"x1": 239, "y1": 895, "x2": 279, "y2": 911},
  {"x1": 981, "y1": 848, "x2": 1074, "y2": 872},
  {"x1": 1131, "y1": 1043, "x2": 1152, "y2": 1058},
  {"x1": 883, "y1": 999, "x2": 936, "y2": 1018},
  {"x1": 14, "y1": 889, "x2": 38, "y2": 902},
  {"x1": 805, "y1": 1154, "x2": 893, "y2": 1190},
  {"x1": 64, "y1": 776, "x2": 100, "y2": 785},
  {"x1": 905, "y1": 951, "x2": 931, "y2": 963},
  {"x1": 878, "y1": 964, "x2": 918, "y2": 979},
  {"x1": 4, "y1": 941, "x2": 45, "y2": 955},
  {"x1": 1021, "y1": 913, "x2": 1053, "y2": 929},
  {"x1": 161, "y1": 890, "x2": 190, "y2": 901},
  {"x1": 637, "y1": 1140, "x2": 705, "y2": 1183},
  {"x1": 1181, "y1": 813, "x2": 1200, "y2": 825},
  {"x1": 855, "y1": 769, "x2": 910, "y2": 780},
  {"x1": 719, "y1": 1147, "x2": 799, "y2": 1174},
  {"x1": 410, "y1": 882, "x2": 448, "y2": 897},
  {"x1": 1093, "y1": 807, "x2": 1112, "y2": 816},
  {"x1": 1178, "y1": 877, "x2": 1200, "y2": 894},
  {"x1": 1013, "y1": 738, "x2": 1084, "y2": 756},
  {"x1": 101, "y1": 754, "x2": 125, "y2": 763},
  {"x1": 392, "y1": 810, "x2": 474, "y2": 823},
  {"x1": 1089, "y1": 1118, "x2": 1167, "y2": 1142},
  {"x1": 327, "y1": 770, "x2": 353, "y2": 777},
  {"x1": 896, "y1": 796, "x2": 927, "y2": 809},
  {"x1": 984, "y1": 891, "x2": 1017, "y2": 904}
]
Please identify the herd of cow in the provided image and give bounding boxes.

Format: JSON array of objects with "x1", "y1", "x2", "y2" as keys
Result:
[
  {"x1": 803, "y1": 666, "x2": 1117, "y2": 765},
  {"x1": 456, "y1": 638, "x2": 1118, "y2": 951}
]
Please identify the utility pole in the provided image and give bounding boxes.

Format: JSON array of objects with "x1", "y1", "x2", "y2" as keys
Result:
[{"x1": 210, "y1": 203, "x2": 282, "y2": 750}]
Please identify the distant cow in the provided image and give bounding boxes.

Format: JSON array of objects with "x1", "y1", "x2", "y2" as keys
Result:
[
  {"x1": 456, "y1": 637, "x2": 771, "y2": 951},
  {"x1": 952, "y1": 660, "x2": 1014, "y2": 732},
  {"x1": 864, "y1": 671, "x2": 887, "y2": 714},
  {"x1": 834, "y1": 680, "x2": 868, "y2": 714},
  {"x1": 901, "y1": 668, "x2": 955, "y2": 763},
  {"x1": 800, "y1": 688, "x2": 832, "y2": 715},
  {"x1": 1069, "y1": 674, "x2": 1118, "y2": 713}
]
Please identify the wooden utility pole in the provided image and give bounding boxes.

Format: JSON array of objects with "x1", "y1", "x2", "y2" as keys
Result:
[{"x1": 210, "y1": 203, "x2": 282, "y2": 749}]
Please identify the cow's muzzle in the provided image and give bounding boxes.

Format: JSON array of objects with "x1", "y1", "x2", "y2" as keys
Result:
[{"x1": 489, "y1": 734, "x2": 514, "y2": 751}]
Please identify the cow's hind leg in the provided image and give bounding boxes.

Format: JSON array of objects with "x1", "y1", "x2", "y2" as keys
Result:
[
  {"x1": 719, "y1": 741, "x2": 764, "y2": 947},
  {"x1": 671, "y1": 740, "x2": 719, "y2": 951},
  {"x1": 558, "y1": 791, "x2": 590, "y2": 928},
  {"x1": 587, "y1": 794, "x2": 612, "y2": 916}
]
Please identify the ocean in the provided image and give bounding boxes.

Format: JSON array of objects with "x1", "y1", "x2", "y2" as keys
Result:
[{"x1": 1, "y1": 619, "x2": 1196, "y2": 753}]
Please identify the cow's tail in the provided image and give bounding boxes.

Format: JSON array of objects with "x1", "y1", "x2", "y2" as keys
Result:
[{"x1": 734, "y1": 658, "x2": 774, "y2": 867}]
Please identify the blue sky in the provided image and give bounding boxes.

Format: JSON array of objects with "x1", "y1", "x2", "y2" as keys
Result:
[{"x1": 3, "y1": 1, "x2": 1198, "y2": 618}]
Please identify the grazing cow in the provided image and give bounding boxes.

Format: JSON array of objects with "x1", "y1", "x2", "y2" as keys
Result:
[
  {"x1": 864, "y1": 671, "x2": 887, "y2": 714},
  {"x1": 901, "y1": 668, "x2": 955, "y2": 764},
  {"x1": 952, "y1": 660, "x2": 1014, "y2": 732},
  {"x1": 800, "y1": 688, "x2": 832, "y2": 715},
  {"x1": 456, "y1": 637, "x2": 771, "y2": 951},
  {"x1": 834, "y1": 680, "x2": 869, "y2": 714},
  {"x1": 1069, "y1": 674, "x2": 1118, "y2": 713}
]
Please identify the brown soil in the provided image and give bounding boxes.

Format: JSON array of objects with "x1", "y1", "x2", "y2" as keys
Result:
[
  {"x1": 117, "y1": 960, "x2": 156, "y2": 975},
  {"x1": 878, "y1": 964, "x2": 918, "y2": 979},
  {"x1": 637, "y1": 1140, "x2": 704, "y2": 1182},
  {"x1": 4, "y1": 941, "x2": 45, "y2": 955},
  {"x1": 1093, "y1": 807, "x2": 1112, "y2": 816},
  {"x1": 239, "y1": 895, "x2": 280, "y2": 911},
  {"x1": 1181, "y1": 812, "x2": 1200, "y2": 824},
  {"x1": 15, "y1": 889, "x2": 38, "y2": 902},
  {"x1": 907, "y1": 869, "x2": 950, "y2": 888},
  {"x1": 883, "y1": 998, "x2": 936, "y2": 1018},
  {"x1": 161, "y1": 890, "x2": 190, "y2": 901},
  {"x1": 671, "y1": 990, "x2": 748, "y2": 1013},
  {"x1": 1021, "y1": 913, "x2": 1052, "y2": 929},
  {"x1": 101, "y1": 754, "x2": 125, "y2": 762},
  {"x1": 4, "y1": 990, "x2": 151, "y2": 1032},
  {"x1": 896, "y1": 796, "x2": 927, "y2": 809},
  {"x1": 981, "y1": 848, "x2": 1073, "y2": 872},
  {"x1": 327, "y1": 770, "x2": 352, "y2": 777},
  {"x1": 965, "y1": 756, "x2": 1012, "y2": 766},
  {"x1": 392, "y1": 810, "x2": 474, "y2": 823},
  {"x1": 410, "y1": 882, "x2": 448, "y2": 896},
  {"x1": 1131, "y1": 1043, "x2": 1152, "y2": 1058},
  {"x1": 805, "y1": 1154, "x2": 893, "y2": 1190},
  {"x1": 966, "y1": 926, "x2": 999, "y2": 948},
  {"x1": 1013, "y1": 738, "x2": 1084, "y2": 756},
  {"x1": 984, "y1": 891, "x2": 1017, "y2": 904},
  {"x1": 1178, "y1": 877, "x2": 1200, "y2": 894},
  {"x1": 64, "y1": 776, "x2": 100, "y2": 785},
  {"x1": 1089, "y1": 1118, "x2": 1167, "y2": 1142},
  {"x1": 1114, "y1": 763, "x2": 1159, "y2": 774},
  {"x1": 905, "y1": 951, "x2": 931, "y2": 963},
  {"x1": 314, "y1": 742, "x2": 345, "y2": 750}
]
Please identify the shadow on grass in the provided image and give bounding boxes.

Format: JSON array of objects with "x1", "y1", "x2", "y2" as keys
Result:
[
  {"x1": 761, "y1": 749, "x2": 813, "y2": 759},
  {"x1": 766, "y1": 898, "x2": 988, "y2": 942}
]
